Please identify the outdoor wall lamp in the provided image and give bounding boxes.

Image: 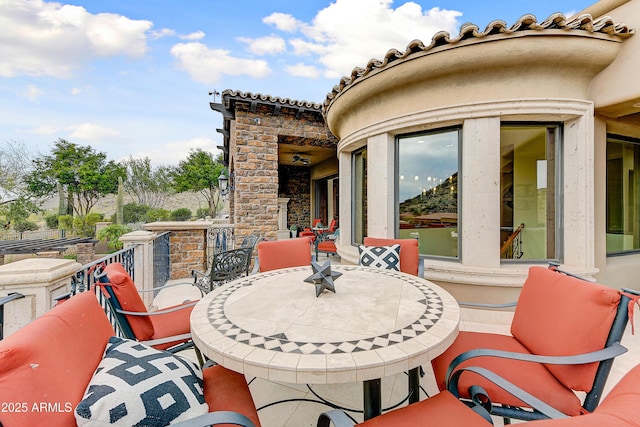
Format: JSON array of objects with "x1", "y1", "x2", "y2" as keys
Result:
[{"x1": 218, "y1": 171, "x2": 232, "y2": 196}]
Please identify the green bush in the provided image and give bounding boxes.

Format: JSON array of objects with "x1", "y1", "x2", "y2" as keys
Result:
[
  {"x1": 145, "y1": 208, "x2": 171, "y2": 222},
  {"x1": 196, "y1": 207, "x2": 209, "y2": 219},
  {"x1": 171, "y1": 208, "x2": 192, "y2": 221},
  {"x1": 13, "y1": 220, "x2": 39, "y2": 232},
  {"x1": 96, "y1": 224, "x2": 132, "y2": 250},
  {"x1": 118, "y1": 203, "x2": 150, "y2": 224},
  {"x1": 58, "y1": 215, "x2": 73, "y2": 231},
  {"x1": 45, "y1": 214, "x2": 59, "y2": 229}
]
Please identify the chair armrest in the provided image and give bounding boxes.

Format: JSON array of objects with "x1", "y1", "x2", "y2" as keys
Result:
[
  {"x1": 458, "y1": 301, "x2": 517, "y2": 309},
  {"x1": 170, "y1": 411, "x2": 256, "y2": 427},
  {"x1": 448, "y1": 366, "x2": 569, "y2": 419},
  {"x1": 116, "y1": 300, "x2": 198, "y2": 316},
  {"x1": 316, "y1": 409, "x2": 355, "y2": 427},
  {"x1": 250, "y1": 256, "x2": 260, "y2": 275},
  {"x1": 445, "y1": 342, "x2": 628, "y2": 390},
  {"x1": 0, "y1": 292, "x2": 25, "y2": 306}
]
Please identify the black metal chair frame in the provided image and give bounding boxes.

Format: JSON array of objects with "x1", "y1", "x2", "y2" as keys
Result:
[
  {"x1": 0, "y1": 293, "x2": 25, "y2": 340},
  {"x1": 94, "y1": 266, "x2": 204, "y2": 366},
  {"x1": 192, "y1": 248, "x2": 253, "y2": 294},
  {"x1": 238, "y1": 233, "x2": 261, "y2": 274}
]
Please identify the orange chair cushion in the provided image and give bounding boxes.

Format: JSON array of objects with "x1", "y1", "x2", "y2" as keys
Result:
[
  {"x1": 358, "y1": 391, "x2": 489, "y2": 427},
  {"x1": 432, "y1": 331, "x2": 583, "y2": 415},
  {"x1": 203, "y1": 365, "x2": 261, "y2": 427},
  {"x1": 0, "y1": 292, "x2": 114, "y2": 427},
  {"x1": 149, "y1": 301, "x2": 195, "y2": 350},
  {"x1": 364, "y1": 237, "x2": 420, "y2": 276},
  {"x1": 527, "y1": 364, "x2": 640, "y2": 426},
  {"x1": 257, "y1": 237, "x2": 312, "y2": 272},
  {"x1": 103, "y1": 262, "x2": 155, "y2": 340},
  {"x1": 318, "y1": 240, "x2": 337, "y2": 253},
  {"x1": 511, "y1": 266, "x2": 621, "y2": 392}
]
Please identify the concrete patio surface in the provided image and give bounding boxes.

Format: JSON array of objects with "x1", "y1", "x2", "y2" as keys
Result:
[{"x1": 156, "y1": 257, "x2": 639, "y2": 427}]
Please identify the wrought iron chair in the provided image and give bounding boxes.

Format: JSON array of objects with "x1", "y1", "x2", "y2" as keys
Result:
[
  {"x1": 192, "y1": 248, "x2": 252, "y2": 294},
  {"x1": 317, "y1": 363, "x2": 640, "y2": 426},
  {"x1": 315, "y1": 228, "x2": 339, "y2": 259},
  {"x1": 430, "y1": 265, "x2": 640, "y2": 423},
  {"x1": 361, "y1": 237, "x2": 424, "y2": 277},
  {"x1": 95, "y1": 262, "x2": 204, "y2": 366},
  {"x1": 238, "y1": 233, "x2": 261, "y2": 274},
  {"x1": 252, "y1": 237, "x2": 314, "y2": 273},
  {"x1": 0, "y1": 292, "x2": 24, "y2": 340}
]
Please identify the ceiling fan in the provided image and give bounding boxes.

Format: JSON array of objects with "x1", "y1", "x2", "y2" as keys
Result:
[{"x1": 292, "y1": 154, "x2": 311, "y2": 165}]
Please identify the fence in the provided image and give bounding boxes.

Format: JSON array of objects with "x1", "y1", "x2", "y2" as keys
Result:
[
  {"x1": 152, "y1": 232, "x2": 170, "y2": 293},
  {"x1": 0, "y1": 229, "x2": 63, "y2": 241}
]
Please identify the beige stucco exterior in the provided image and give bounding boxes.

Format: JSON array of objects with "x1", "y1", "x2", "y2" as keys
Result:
[{"x1": 325, "y1": 3, "x2": 640, "y2": 300}]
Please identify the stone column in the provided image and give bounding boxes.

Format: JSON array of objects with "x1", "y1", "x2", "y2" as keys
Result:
[
  {"x1": 0, "y1": 258, "x2": 81, "y2": 337},
  {"x1": 277, "y1": 198, "x2": 291, "y2": 240},
  {"x1": 76, "y1": 242, "x2": 96, "y2": 266},
  {"x1": 120, "y1": 230, "x2": 156, "y2": 307}
]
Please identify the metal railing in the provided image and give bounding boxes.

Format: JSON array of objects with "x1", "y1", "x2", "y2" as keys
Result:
[
  {"x1": 153, "y1": 232, "x2": 170, "y2": 294},
  {"x1": 501, "y1": 223, "x2": 525, "y2": 259},
  {"x1": 71, "y1": 246, "x2": 135, "y2": 337},
  {"x1": 207, "y1": 225, "x2": 235, "y2": 266},
  {"x1": 0, "y1": 229, "x2": 64, "y2": 241}
]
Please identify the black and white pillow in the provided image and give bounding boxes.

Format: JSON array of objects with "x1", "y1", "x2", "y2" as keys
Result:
[
  {"x1": 358, "y1": 244, "x2": 401, "y2": 271},
  {"x1": 75, "y1": 336, "x2": 208, "y2": 426}
]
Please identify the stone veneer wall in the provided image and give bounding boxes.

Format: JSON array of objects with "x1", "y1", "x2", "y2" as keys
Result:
[
  {"x1": 168, "y1": 229, "x2": 207, "y2": 279},
  {"x1": 229, "y1": 102, "x2": 335, "y2": 241},
  {"x1": 279, "y1": 165, "x2": 311, "y2": 230}
]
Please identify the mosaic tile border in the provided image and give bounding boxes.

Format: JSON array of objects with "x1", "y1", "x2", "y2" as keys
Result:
[{"x1": 205, "y1": 266, "x2": 444, "y2": 355}]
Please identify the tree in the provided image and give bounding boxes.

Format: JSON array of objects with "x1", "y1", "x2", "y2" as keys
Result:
[
  {"x1": 171, "y1": 149, "x2": 225, "y2": 217},
  {"x1": 0, "y1": 141, "x2": 40, "y2": 229},
  {"x1": 24, "y1": 139, "x2": 126, "y2": 218},
  {"x1": 122, "y1": 156, "x2": 174, "y2": 209}
]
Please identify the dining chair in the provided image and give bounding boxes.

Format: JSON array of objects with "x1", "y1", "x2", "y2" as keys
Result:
[
  {"x1": 361, "y1": 237, "x2": 423, "y2": 277},
  {"x1": 317, "y1": 363, "x2": 640, "y2": 426},
  {"x1": 316, "y1": 228, "x2": 339, "y2": 259},
  {"x1": 95, "y1": 262, "x2": 204, "y2": 365},
  {"x1": 431, "y1": 265, "x2": 640, "y2": 422},
  {"x1": 253, "y1": 237, "x2": 314, "y2": 272},
  {"x1": 191, "y1": 248, "x2": 252, "y2": 294}
]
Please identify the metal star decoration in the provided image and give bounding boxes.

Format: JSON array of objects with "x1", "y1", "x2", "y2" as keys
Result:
[{"x1": 304, "y1": 260, "x2": 342, "y2": 297}]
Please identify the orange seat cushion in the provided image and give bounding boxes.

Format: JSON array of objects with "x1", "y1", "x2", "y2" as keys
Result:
[
  {"x1": 431, "y1": 331, "x2": 583, "y2": 415},
  {"x1": 527, "y1": 364, "x2": 640, "y2": 426},
  {"x1": 318, "y1": 240, "x2": 337, "y2": 253},
  {"x1": 203, "y1": 365, "x2": 261, "y2": 427},
  {"x1": 0, "y1": 292, "x2": 114, "y2": 427},
  {"x1": 103, "y1": 262, "x2": 154, "y2": 340},
  {"x1": 257, "y1": 237, "x2": 312, "y2": 272},
  {"x1": 149, "y1": 301, "x2": 195, "y2": 350},
  {"x1": 358, "y1": 391, "x2": 489, "y2": 427},
  {"x1": 364, "y1": 237, "x2": 420, "y2": 276},
  {"x1": 511, "y1": 266, "x2": 620, "y2": 392}
]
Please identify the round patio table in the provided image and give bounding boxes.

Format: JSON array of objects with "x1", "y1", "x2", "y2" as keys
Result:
[{"x1": 190, "y1": 264, "x2": 460, "y2": 420}]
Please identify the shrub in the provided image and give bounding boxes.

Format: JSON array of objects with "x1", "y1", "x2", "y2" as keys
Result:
[
  {"x1": 145, "y1": 208, "x2": 171, "y2": 222},
  {"x1": 45, "y1": 214, "x2": 59, "y2": 229},
  {"x1": 58, "y1": 215, "x2": 73, "y2": 231},
  {"x1": 171, "y1": 208, "x2": 192, "y2": 221},
  {"x1": 13, "y1": 220, "x2": 39, "y2": 232},
  {"x1": 121, "y1": 203, "x2": 150, "y2": 224},
  {"x1": 96, "y1": 224, "x2": 132, "y2": 250},
  {"x1": 196, "y1": 207, "x2": 210, "y2": 219}
]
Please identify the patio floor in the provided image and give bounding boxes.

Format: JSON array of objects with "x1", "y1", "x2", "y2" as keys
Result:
[{"x1": 156, "y1": 255, "x2": 640, "y2": 427}]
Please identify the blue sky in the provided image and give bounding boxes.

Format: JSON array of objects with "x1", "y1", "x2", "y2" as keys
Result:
[{"x1": 0, "y1": 0, "x2": 593, "y2": 166}]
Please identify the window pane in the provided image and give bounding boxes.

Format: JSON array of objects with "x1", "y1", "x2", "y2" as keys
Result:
[
  {"x1": 606, "y1": 135, "x2": 640, "y2": 254},
  {"x1": 500, "y1": 125, "x2": 557, "y2": 261},
  {"x1": 353, "y1": 148, "x2": 367, "y2": 245},
  {"x1": 397, "y1": 129, "x2": 459, "y2": 258}
]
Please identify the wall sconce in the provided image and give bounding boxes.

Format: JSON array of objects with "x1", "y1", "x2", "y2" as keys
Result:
[
  {"x1": 218, "y1": 171, "x2": 233, "y2": 197},
  {"x1": 253, "y1": 118, "x2": 260, "y2": 124}
]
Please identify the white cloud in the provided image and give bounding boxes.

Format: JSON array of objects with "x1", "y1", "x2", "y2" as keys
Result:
[
  {"x1": 130, "y1": 137, "x2": 220, "y2": 166},
  {"x1": 171, "y1": 42, "x2": 271, "y2": 84},
  {"x1": 0, "y1": 0, "x2": 152, "y2": 78},
  {"x1": 263, "y1": 12, "x2": 303, "y2": 32},
  {"x1": 180, "y1": 30, "x2": 205, "y2": 41},
  {"x1": 68, "y1": 123, "x2": 121, "y2": 141},
  {"x1": 150, "y1": 28, "x2": 176, "y2": 39},
  {"x1": 71, "y1": 87, "x2": 81, "y2": 95},
  {"x1": 277, "y1": 0, "x2": 462, "y2": 79},
  {"x1": 285, "y1": 63, "x2": 321, "y2": 78},
  {"x1": 238, "y1": 35, "x2": 286, "y2": 55},
  {"x1": 23, "y1": 84, "x2": 43, "y2": 101},
  {"x1": 31, "y1": 125, "x2": 59, "y2": 135}
]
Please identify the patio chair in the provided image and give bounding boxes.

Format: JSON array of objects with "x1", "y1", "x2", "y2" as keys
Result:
[
  {"x1": 253, "y1": 237, "x2": 314, "y2": 273},
  {"x1": 317, "y1": 363, "x2": 640, "y2": 426},
  {"x1": 316, "y1": 228, "x2": 339, "y2": 259},
  {"x1": 430, "y1": 265, "x2": 640, "y2": 422},
  {"x1": 361, "y1": 237, "x2": 424, "y2": 277},
  {"x1": 239, "y1": 232, "x2": 262, "y2": 274},
  {"x1": 192, "y1": 248, "x2": 253, "y2": 294},
  {"x1": 95, "y1": 262, "x2": 204, "y2": 365}
]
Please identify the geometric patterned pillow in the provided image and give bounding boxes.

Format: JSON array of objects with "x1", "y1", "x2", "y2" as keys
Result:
[
  {"x1": 75, "y1": 337, "x2": 208, "y2": 426},
  {"x1": 358, "y1": 244, "x2": 401, "y2": 271}
]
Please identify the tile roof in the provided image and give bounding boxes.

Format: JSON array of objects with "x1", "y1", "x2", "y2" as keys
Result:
[
  {"x1": 220, "y1": 89, "x2": 323, "y2": 112},
  {"x1": 323, "y1": 13, "x2": 634, "y2": 113}
]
